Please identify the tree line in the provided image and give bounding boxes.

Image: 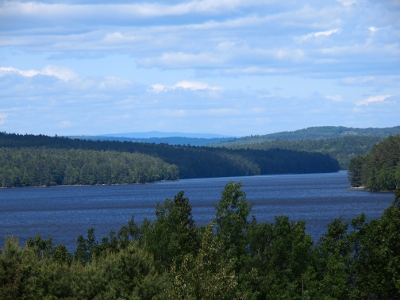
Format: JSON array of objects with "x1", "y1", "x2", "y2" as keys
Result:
[
  {"x1": 216, "y1": 135, "x2": 383, "y2": 170},
  {"x1": 348, "y1": 135, "x2": 400, "y2": 191},
  {"x1": 1, "y1": 182, "x2": 399, "y2": 299},
  {"x1": 0, "y1": 147, "x2": 179, "y2": 187},
  {"x1": 0, "y1": 132, "x2": 340, "y2": 187},
  {"x1": 215, "y1": 125, "x2": 400, "y2": 146}
]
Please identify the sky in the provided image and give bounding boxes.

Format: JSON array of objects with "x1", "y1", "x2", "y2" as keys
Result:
[{"x1": 0, "y1": 0, "x2": 399, "y2": 137}]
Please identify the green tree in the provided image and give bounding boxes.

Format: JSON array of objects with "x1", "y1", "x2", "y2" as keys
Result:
[
  {"x1": 69, "y1": 242, "x2": 165, "y2": 300},
  {"x1": 348, "y1": 154, "x2": 364, "y2": 187},
  {"x1": 307, "y1": 217, "x2": 353, "y2": 299},
  {"x1": 0, "y1": 238, "x2": 44, "y2": 299},
  {"x1": 142, "y1": 191, "x2": 199, "y2": 271},
  {"x1": 165, "y1": 223, "x2": 239, "y2": 300},
  {"x1": 214, "y1": 181, "x2": 252, "y2": 261},
  {"x1": 350, "y1": 205, "x2": 400, "y2": 298}
]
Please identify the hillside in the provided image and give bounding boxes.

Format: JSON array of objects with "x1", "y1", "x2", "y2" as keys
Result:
[
  {"x1": 212, "y1": 125, "x2": 400, "y2": 147},
  {"x1": 218, "y1": 136, "x2": 383, "y2": 170},
  {"x1": 0, "y1": 132, "x2": 340, "y2": 185}
]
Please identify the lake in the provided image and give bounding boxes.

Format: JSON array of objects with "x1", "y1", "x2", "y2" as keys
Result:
[{"x1": 0, "y1": 171, "x2": 395, "y2": 252}]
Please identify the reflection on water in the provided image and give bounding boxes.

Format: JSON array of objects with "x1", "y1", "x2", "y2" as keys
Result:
[{"x1": 0, "y1": 171, "x2": 394, "y2": 251}]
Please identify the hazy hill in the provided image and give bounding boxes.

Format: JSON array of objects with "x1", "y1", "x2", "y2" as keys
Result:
[
  {"x1": 100, "y1": 131, "x2": 234, "y2": 139},
  {"x1": 68, "y1": 135, "x2": 235, "y2": 147},
  {"x1": 212, "y1": 126, "x2": 400, "y2": 147}
]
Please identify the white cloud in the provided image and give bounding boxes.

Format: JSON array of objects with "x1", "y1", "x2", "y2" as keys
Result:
[
  {"x1": 1, "y1": 64, "x2": 399, "y2": 136},
  {"x1": 175, "y1": 81, "x2": 222, "y2": 91},
  {"x1": 207, "y1": 108, "x2": 240, "y2": 116},
  {"x1": 0, "y1": 0, "x2": 267, "y2": 21},
  {"x1": 339, "y1": 76, "x2": 400, "y2": 87},
  {"x1": 356, "y1": 95, "x2": 392, "y2": 106},
  {"x1": 275, "y1": 48, "x2": 305, "y2": 60},
  {"x1": 138, "y1": 52, "x2": 225, "y2": 69},
  {"x1": 1, "y1": 0, "x2": 398, "y2": 77},
  {"x1": 340, "y1": 77, "x2": 370, "y2": 85},
  {"x1": 98, "y1": 77, "x2": 133, "y2": 90},
  {"x1": 297, "y1": 29, "x2": 341, "y2": 42},
  {"x1": 151, "y1": 81, "x2": 222, "y2": 92},
  {"x1": 41, "y1": 65, "x2": 78, "y2": 81},
  {"x1": 102, "y1": 32, "x2": 138, "y2": 44},
  {"x1": 369, "y1": 26, "x2": 378, "y2": 33},
  {"x1": 326, "y1": 95, "x2": 343, "y2": 102},
  {"x1": 222, "y1": 67, "x2": 279, "y2": 76},
  {"x1": 0, "y1": 66, "x2": 78, "y2": 82},
  {"x1": 0, "y1": 67, "x2": 40, "y2": 77},
  {"x1": 337, "y1": 0, "x2": 357, "y2": 7}
]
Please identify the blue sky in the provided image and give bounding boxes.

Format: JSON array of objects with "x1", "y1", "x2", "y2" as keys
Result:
[{"x1": 0, "y1": 0, "x2": 399, "y2": 137}]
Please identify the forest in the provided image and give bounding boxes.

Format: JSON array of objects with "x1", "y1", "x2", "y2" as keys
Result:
[
  {"x1": 215, "y1": 125, "x2": 400, "y2": 146},
  {"x1": 0, "y1": 132, "x2": 340, "y2": 187},
  {"x1": 219, "y1": 135, "x2": 382, "y2": 169},
  {"x1": 1, "y1": 181, "x2": 399, "y2": 299},
  {"x1": 348, "y1": 135, "x2": 400, "y2": 191},
  {"x1": 0, "y1": 148, "x2": 179, "y2": 187}
]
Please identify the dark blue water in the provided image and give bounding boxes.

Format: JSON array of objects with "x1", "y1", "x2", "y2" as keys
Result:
[{"x1": 0, "y1": 171, "x2": 395, "y2": 251}]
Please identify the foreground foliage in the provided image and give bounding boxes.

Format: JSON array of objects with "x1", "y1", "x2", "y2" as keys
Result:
[{"x1": 1, "y1": 182, "x2": 399, "y2": 299}]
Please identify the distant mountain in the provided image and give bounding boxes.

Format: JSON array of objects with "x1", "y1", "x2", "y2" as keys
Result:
[
  {"x1": 101, "y1": 131, "x2": 234, "y2": 139},
  {"x1": 212, "y1": 126, "x2": 400, "y2": 147},
  {"x1": 68, "y1": 135, "x2": 235, "y2": 147}
]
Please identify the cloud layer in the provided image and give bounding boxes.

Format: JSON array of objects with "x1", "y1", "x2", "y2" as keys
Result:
[
  {"x1": 0, "y1": 0, "x2": 399, "y2": 135},
  {"x1": 2, "y1": 0, "x2": 399, "y2": 75}
]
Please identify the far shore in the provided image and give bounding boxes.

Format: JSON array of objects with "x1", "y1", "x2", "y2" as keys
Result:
[{"x1": 0, "y1": 179, "x2": 180, "y2": 189}]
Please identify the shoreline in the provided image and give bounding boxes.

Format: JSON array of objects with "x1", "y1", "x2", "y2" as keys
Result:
[
  {"x1": 0, "y1": 179, "x2": 180, "y2": 189},
  {"x1": 347, "y1": 186, "x2": 395, "y2": 193},
  {"x1": 347, "y1": 186, "x2": 366, "y2": 191}
]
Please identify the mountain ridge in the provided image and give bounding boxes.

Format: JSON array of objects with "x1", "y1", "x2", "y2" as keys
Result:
[
  {"x1": 67, "y1": 136, "x2": 235, "y2": 147},
  {"x1": 99, "y1": 131, "x2": 234, "y2": 139},
  {"x1": 211, "y1": 125, "x2": 400, "y2": 147}
]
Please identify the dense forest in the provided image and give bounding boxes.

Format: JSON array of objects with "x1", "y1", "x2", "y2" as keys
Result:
[
  {"x1": 348, "y1": 135, "x2": 400, "y2": 191},
  {"x1": 1, "y1": 182, "x2": 399, "y2": 299},
  {"x1": 0, "y1": 148, "x2": 179, "y2": 188},
  {"x1": 218, "y1": 136, "x2": 382, "y2": 169},
  {"x1": 214, "y1": 125, "x2": 400, "y2": 146},
  {"x1": 0, "y1": 132, "x2": 340, "y2": 187}
]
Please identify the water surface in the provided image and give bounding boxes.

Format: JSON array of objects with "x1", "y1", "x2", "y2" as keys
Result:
[{"x1": 0, "y1": 171, "x2": 394, "y2": 251}]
